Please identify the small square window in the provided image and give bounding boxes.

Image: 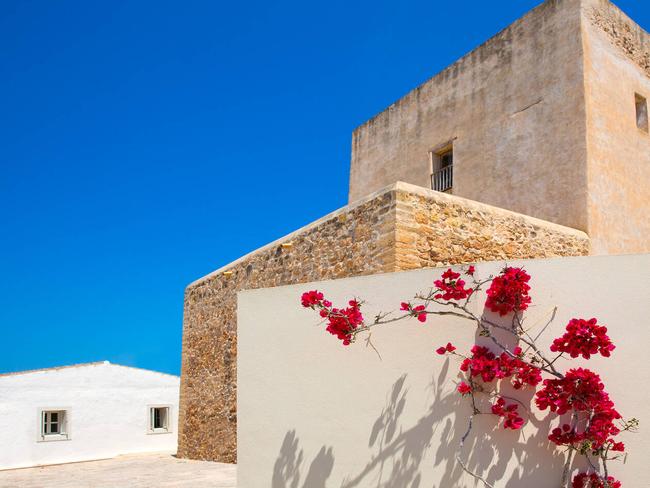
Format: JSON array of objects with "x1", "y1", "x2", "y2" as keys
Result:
[
  {"x1": 148, "y1": 406, "x2": 172, "y2": 434},
  {"x1": 39, "y1": 409, "x2": 69, "y2": 441},
  {"x1": 636, "y1": 93, "x2": 648, "y2": 132}
]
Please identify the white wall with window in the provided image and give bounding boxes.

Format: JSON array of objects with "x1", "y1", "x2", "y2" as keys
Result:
[{"x1": 0, "y1": 361, "x2": 179, "y2": 470}]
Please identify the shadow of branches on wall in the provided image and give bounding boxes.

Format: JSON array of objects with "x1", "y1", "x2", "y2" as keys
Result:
[
  {"x1": 272, "y1": 429, "x2": 334, "y2": 488},
  {"x1": 339, "y1": 366, "x2": 459, "y2": 488}
]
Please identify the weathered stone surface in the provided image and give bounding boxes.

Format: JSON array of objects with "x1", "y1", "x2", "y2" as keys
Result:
[
  {"x1": 347, "y1": 0, "x2": 650, "y2": 256},
  {"x1": 177, "y1": 182, "x2": 589, "y2": 463},
  {"x1": 589, "y1": 1, "x2": 650, "y2": 77},
  {"x1": 582, "y1": 0, "x2": 650, "y2": 255}
]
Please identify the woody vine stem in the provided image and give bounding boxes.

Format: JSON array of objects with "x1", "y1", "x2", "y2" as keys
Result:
[{"x1": 301, "y1": 265, "x2": 638, "y2": 488}]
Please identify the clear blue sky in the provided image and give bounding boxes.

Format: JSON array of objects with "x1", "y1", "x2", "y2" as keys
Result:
[{"x1": 1, "y1": 1, "x2": 648, "y2": 376}]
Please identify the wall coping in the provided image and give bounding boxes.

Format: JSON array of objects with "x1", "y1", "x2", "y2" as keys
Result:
[
  {"x1": 391, "y1": 182, "x2": 589, "y2": 238},
  {"x1": 187, "y1": 181, "x2": 589, "y2": 290},
  {"x1": 186, "y1": 182, "x2": 402, "y2": 289},
  {"x1": 0, "y1": 361, "x2": 180, "y2": 380}
]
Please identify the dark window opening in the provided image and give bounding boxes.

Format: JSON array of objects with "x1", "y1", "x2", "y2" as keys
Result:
[
  {"x1": 439, "y1": 149, "x2": 453, "y2": 168},
  {"x1": 431, "y1": 146, "x2": 453, "y2": 192},
  {"x1": 636, "y1": 93, "x2": 648, "y2": 132},
  {"x1": 149, "y1": 406, "x2": 170, "y2": 433}
]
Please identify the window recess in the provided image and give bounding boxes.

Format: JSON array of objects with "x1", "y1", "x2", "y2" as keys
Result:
[
  {"x1": 39, "y1": 409, "x2": 69, "y2": 441},
  {"x1": 148, "y1": 406, "x2": 172, "y2": 434},
  {"x1": 636, "y1": 93, "x2": 648, "y2": 132},
  {"x1": 431, "y1": 145, "x2": 454, "y2": 192}
]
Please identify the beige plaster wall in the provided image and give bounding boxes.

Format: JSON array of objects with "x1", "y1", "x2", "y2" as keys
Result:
[
  {"x1": 582, "y1": 0, "x2": 650, "y2": 254},
  {"x1": 238, "y1": 254, "x2": 650, "y2": 487},
  {"x1": 349, "y1": 0, "x2": 589, "y2": 232},
  {"x1": 177, "y1": 183, "x2": 588, "y2": 463}
]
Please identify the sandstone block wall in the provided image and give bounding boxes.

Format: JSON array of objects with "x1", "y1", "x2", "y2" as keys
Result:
[
  {"x1": 392, "y1": 185, "x2": 590, "y2": 270},
  {"x1": 177, "y1": 182, "x2": 589, "y2": 463}
]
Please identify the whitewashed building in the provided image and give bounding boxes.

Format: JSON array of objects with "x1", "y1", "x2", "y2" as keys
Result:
[{"x1": 0, "y1": 361, "x2": 180, "y2": 470}]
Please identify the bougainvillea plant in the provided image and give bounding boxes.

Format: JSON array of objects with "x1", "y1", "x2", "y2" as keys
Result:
[{"x1": 300, "y1": 266, "x2": 638, "y2": 488}]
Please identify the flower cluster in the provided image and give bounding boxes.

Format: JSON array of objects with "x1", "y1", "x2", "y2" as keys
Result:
[
  {"x1": 459, "y1": 345, "x2": 541, "y2": 389},
  {"x1": 435, "y1": 342, "x2": 456, "y2": 355},
  {"x1": 485, "y1": 267, "x2": 531, "y2": 315},
  {"x1": 400, "y1": 302, "x2": 427, "y2": 322},
  {"x1": 323, "y1": 300, "x2": 364, "y2": 345},
  {"x1": 550, "y1": 318, "x2": 615, "y2": 359},
  {"x1": 301, "y1": 290, "x2": 325, "y2": 308},
  {"x1": 572, "y1": 472, "x2": 621, "y2": 488},
  {"x1": 536, "y1": 368, "x2": 611, "y2": 415},
  {"x1": 457, "y1": 381, "x2": 472, "y2": 395},
  {"x1": 548, "y1": 423, "x2": 625, "y2": 453},
  {"x1": 491, "y1": 397, "x2": 525, "y2": 430},
  {"x1": 300, "y1": 291, "x2": 363, "y2": 345},
  {"x1": 433, "y1": 269, "x2": 474, "y2": 301},
  {"x1": 536, "y1": 368, "x2": 622, "y2": 451},
  {"x1": 548, "y1": 423, "x2": 580, "y2": 446}
]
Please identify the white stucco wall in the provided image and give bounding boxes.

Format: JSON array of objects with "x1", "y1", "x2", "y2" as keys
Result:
[
  {"x1": 238, "y1": 254, "x2": 650, "y2": 487},
  {"x1": 0, "y1": 362, "x2": 180, "y2": 470}
]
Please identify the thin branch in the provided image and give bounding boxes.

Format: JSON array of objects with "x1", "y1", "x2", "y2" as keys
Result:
[
  {"x1": 456, "y1": 414, "x2": 495, "y2": 488},
  {"x1": 561, "y1": 448, "x2": 575, "y2": 488}
]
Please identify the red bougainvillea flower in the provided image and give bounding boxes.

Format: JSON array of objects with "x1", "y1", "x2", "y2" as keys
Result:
[
  {"x1": 413, "y1": 305, "x2": 427, "y2": 322},
  {"x1": 572, "y1": 472, "x2": 621, "y2": 488},
  {"x1": 466, "y1": 265, "x2": 476, "y2": 276},
  {"x1": 550, "y1": 318, "x2": 615, "y2": 359},
  {"x1": 549, "y1": 423, "x2": 582, "y2": 446},
  {"x1": 513, "y1": 346, "x2": 523, "y2": 356},
  {"x1": 322, "y1": 299, "x2": 365, "y2": 346},
  {"x1": 436, "y1": 342, "x2": 456, "y2": 355},
  {"x1": 401, "y1": 302, "x2": 427, "y2": 322},
  {"x1": 536, "y1": 368, "x2": 622, "y2": 451},
  {"x1": 457, "y1": 381, "x2": 472, "y2": 395},
  {"x1": 434, "y1": 269, "x2": 474, "y2": 301},
  {"x1": 485, "y1": 267, "x2": 532, "y2": 315},
  {"x1": 491, "y1": 397, "x2": 525, "y2": 430},
  {"x1": 459, "y1": 345, "x2": 541, "y2": 388},
  {"x1": 611, "y1": 441, "x2": 625, "y2": 452},
  {"x1": 547, "y1": 410, "x2": 622, "y2": 452},
  {"x1": 535, "y1": 368, "x2": 614, "y2": 415},
  {"x1": 508, "y1": 357, "x2": 542, "y2": 390},
  {"x1": 301, "y1": 290, "x2": 324, "y2": 308},
  {"x1": 301, "y1": 291, "x2": 365, "y2": 346}
]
